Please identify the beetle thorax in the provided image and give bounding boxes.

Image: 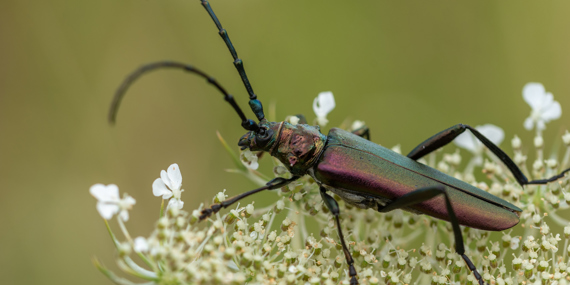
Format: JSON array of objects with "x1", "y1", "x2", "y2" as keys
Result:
[{"x1": 271, "y1": 122, "x2": 327, "y2": 176}]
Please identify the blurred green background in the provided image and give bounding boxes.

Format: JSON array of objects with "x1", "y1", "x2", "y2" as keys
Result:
[{"x1": 1, "y1": 0, "x2": 569, "y2": 284}]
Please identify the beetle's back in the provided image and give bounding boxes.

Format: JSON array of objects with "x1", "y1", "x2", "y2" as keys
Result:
[{"x1": 314, "y1": 128, "x2": 520, "y2": 231}]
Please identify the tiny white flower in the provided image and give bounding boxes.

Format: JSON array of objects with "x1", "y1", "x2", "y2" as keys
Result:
[
  {"x1": 90, "y1": 184, "x2": 136, "y2": 221},
  {"x1": 286, "y1": 115, "x2": 300, "y2": 125},
  {"x1": 313, "y1": 91, "x2": 335, "y2": 126},
  {"x1": 240, "y1": 149, "x2": 259, "y2": 170},
  {"x1": 351, "y1": 120, "x2": 365, "y2": 131},
  {"x1": 134, "y1": 237, "x2": 149, "y2": 252},
  {"x1": 523, "y1": 82, "x2": 561, "y2": 131},
  {"x1": 510, "y1": 237, "x2": 520, "y2": 250},
  {"x1": 152, "y1": 163, "x2": 184, "y2": 210},
  {"x1": 454, "y1": 124, "x2": 504, "y2": 164}
]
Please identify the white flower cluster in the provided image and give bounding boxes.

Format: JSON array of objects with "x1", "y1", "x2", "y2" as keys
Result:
[{"x1": 92, "y1": 84, "x2": 570, "y2": 285}]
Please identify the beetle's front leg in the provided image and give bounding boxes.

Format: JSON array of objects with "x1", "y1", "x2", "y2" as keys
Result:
[
  {"x1": 199, "y1": 176, "x2": 300, "y2": 221},
  {"x1": 319, "y1": 186, "x2": 359, "y2": 285},
  {"x1": 377, "y1": 186, "x2": 486, "y2": 285}
]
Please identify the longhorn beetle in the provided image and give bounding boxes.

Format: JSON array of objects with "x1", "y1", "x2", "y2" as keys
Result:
[{"x1": 109, "y1": 1, "x2": 570, "y2": 284}]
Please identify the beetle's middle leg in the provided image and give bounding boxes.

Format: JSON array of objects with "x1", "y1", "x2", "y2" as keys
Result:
[
  {"x1": 377, "y1": 185, "x2": 486, "y2": 285},
  {"x1": 406, "y1": 123, "x2": 570, "y2": 187},
  {"x1": 319, "y1": 185, "x2": 359, "y2": 285}
]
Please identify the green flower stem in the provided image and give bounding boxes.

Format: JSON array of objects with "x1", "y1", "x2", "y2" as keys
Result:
[
  {"x1": 217, "y1": 131, "x2": 247, "y2": 172},
  {"x1": 93, "y1": 258, "x2": 149, "y2": 285},
  {"x1": 547, "y1": 209, "x2": 570, "y2": 227},
  {"x1": 117, "y1": 258, "x2": 156, "y2": 281},
  {"x1": 104, "y1": 219, "x2": 120, "y2": 248},
  {"x1": 135, "y1": 252, "x2": 156, "y2": 273},
  {"x1": 118, "y1": 218, "x2": 132, "y2": 242},
  {"x1": 123, "y1": 256, "x2": 158, "y2": 280},
  {"x1": 561, "y1": 145, "x2": 570, "y2": 170}
]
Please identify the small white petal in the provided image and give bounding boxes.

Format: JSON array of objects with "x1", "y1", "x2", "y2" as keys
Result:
[
  {"x1": 152, "y1": 178, "x2": 173, "y2": 199},
  {"x1": 536, "y1": 120, "x2": 546, "y2": 131},
  {"x1": 288, "y1": 116, "x2": 300, "y2": 125},
  {"x1": 134, "y1": 237, "x2": 149, "y2": 252},
  {"x1": 477, "y1": 124, "x2": 504, "y2": 146},
  {"x1": 523, "y1": 82, "x2": 546, "y2": 109},
  {"x1": 510, "y1": 237, "x2": 520, "y2": 250},
  {"x1": 123, "y1": 195, "x2": 136, "y2": 208},
  {"x1": 540, "y1": 101, "x2": 562, "y2": 121},
  {"x1": 316, "y1": 116, "x2": 329, "y2": 126},
  {"x1": 351, "y1": 120, "x2": 365, "y2": 131},
  {"x1": 119, "y1": 209, "x2": 130, "y2": 221},
  {"x1": 313, "y1": 91, "x2": 335, "y2": 117},
  {"x1": 160, "y1": 169, "x2": 173, "y2": 190},
  {"x1": 523, "y1": 117, "x2": 534, "y2": 130},
  {"x1": 454, "y1": 132, "x2": 479, "y2": 153},
  {"x1": 248, "y1": 161, "x2": 259, "y2": 170},
  {"x1": 90, "y1": 184, "x2": 119, "y2": 202},
  {"x1": 167, "y1": 199, "x2": 184, "y2": 210},
  {"x1": 167, "y1": 163, "x2": 182, "y2": 190},
  {"x1": 454, "y1": 124, "x2": 503, "y2": 155},
  {"x1": 96, "y1": 202, "x2": 120, "y2": 219}
]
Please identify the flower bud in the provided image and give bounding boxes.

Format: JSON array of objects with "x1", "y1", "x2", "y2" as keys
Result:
[{"x1": 511, "y1": 135, "x2": 522, "y2": 150}]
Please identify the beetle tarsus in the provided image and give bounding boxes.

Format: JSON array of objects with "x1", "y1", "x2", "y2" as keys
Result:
[
  {"x1": 461, "y1": 254, "x2": 486, "y2": 285},
  {"x1": 200, "y1": 203, "x2": 223, "y2": 220},
  {"x1": 348, "y1": 265, "x2": 358, "y2": 285}
]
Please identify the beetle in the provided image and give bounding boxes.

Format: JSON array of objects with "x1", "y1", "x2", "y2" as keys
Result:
[{"x1": 108, "y1": 1, "x2": 570, "y2": 284}]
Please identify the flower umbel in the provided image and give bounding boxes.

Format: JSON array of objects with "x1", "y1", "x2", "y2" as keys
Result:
[
  {"x1": 523, "y1": 82, "x2": 561, "y2": 133},
  {"x1": 152, "y1": 163, "x2": 184, "y2": 210},
  {"x1": 90, "y1": 184, "x2": 135, "y2": 221}
]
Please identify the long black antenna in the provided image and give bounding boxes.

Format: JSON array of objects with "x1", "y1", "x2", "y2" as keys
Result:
[
  {"x1": 108, "y1": 61, "x2": 259, "y2": 131},
  {"x1": 200, "y1": 0, "x2": 265, "y2": 121}
]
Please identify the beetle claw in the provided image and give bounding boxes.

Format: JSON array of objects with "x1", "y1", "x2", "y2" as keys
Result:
[
  {"x1": 199, "y1": 204, "x2": 223, "y2": 221},
  {"x1": 199, "y1": 208, "x2": 213, "y2": 221}
]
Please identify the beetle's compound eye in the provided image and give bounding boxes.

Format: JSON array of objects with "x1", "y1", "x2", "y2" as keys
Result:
[{"x1": 255, "y1": 127, "x2": 273, "y2": 148}]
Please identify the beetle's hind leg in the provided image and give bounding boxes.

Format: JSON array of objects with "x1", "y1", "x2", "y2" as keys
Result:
[
  {"x1": 319, "y1": 186, "x2": 359, "y2": 285},
  {"x1": 406, "y1": 123, "x2": 570, "y2": 187},
  {"x1": 377, "y1": 185, "x2": 486, "y2": 285}
]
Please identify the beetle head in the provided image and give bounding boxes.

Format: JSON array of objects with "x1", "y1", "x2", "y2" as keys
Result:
[
  {"x1": 239, "y1": 121, "x2": 327, "y2": 176},
  {"x1": 238, "y1": 119, "x2": 281, "y2": 152}
]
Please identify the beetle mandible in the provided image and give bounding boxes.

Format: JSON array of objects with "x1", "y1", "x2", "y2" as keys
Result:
[{"x1": 108, "y1": 2, "x2": 570, "y2": 284}]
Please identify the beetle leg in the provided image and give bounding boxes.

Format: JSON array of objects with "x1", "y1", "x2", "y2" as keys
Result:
[
  {"x1": 319, "y1": 186, "x2": 359, "y2": 285},
  {"x1": 377, "y1": 185, "x2": 486, "y2": 285},
  {"x1": 406, "y1": 123, "x2": 570, "y2": 187},
  {"x1": 199, "y1": 176, "x2": 300, "y2": 221},
  {"x1": 293, "y1": 114, "x2": 309, "y2": 124},
  {"x1": 351, "y1": 126, "x2": 370, "y2": 140}
]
